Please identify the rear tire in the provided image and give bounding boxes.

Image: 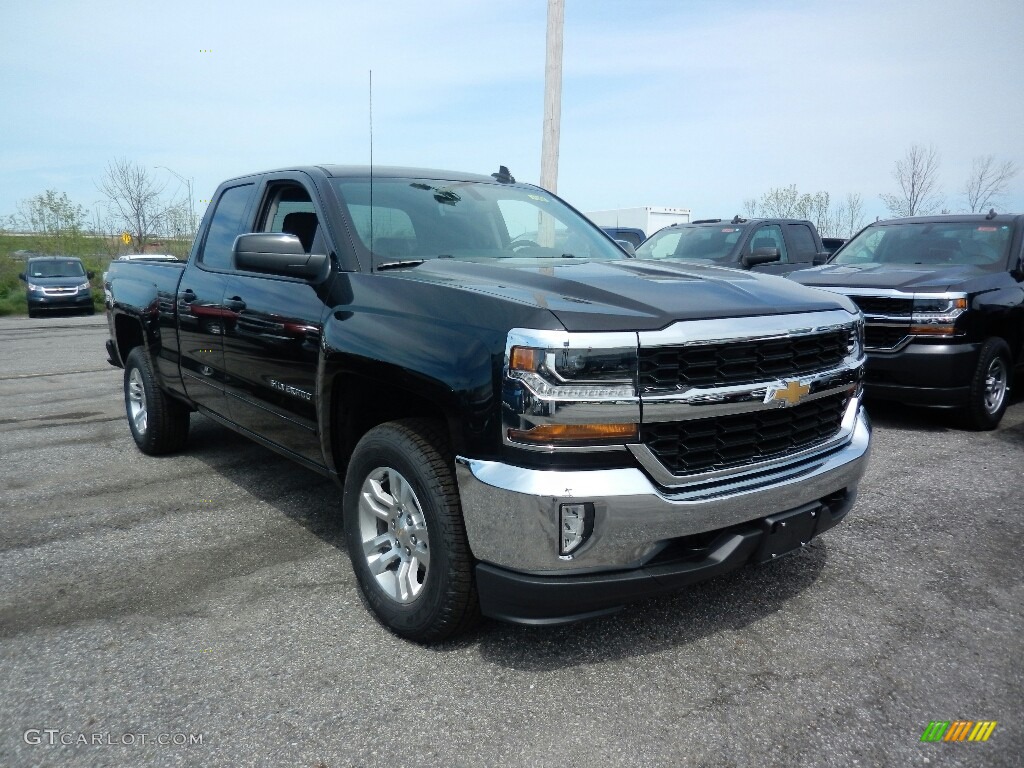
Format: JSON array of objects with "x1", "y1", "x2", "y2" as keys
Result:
[
  {"x1": 123, "y1": 347, "x2": 190, "y2": 454},
  {"x1": 343, "y1": 418, "x2": 479, "y2": 642},
  {"x1": 960, "y1": 338, "x2": 1011, "y2": 430}
]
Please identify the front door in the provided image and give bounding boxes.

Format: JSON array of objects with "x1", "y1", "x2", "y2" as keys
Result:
[{"x1": 221, "y1": 178, "x2": 331, "y2": 464}]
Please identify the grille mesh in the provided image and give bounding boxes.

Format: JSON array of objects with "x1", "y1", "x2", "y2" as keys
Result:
[
  {"x1": 640, "y1": 392, "x2": 849, "y2": 475},
  {"x1": 864, "y1": 324, "x2": 909, "y2": 350},
  {"x1": 849, "y1": 295, "x2": 913, "y2": 316},
  {"x1": 638, "y1": 329, "x2": 850, "y2": 391}
]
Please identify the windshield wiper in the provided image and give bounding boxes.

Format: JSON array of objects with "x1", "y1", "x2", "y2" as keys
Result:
[{"x1": 375, "y1": 259, "x2": 425, "y2": 271}]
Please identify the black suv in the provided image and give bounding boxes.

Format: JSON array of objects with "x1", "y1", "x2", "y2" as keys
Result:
[
  {"x1": 634, "y1": 216, "x2": 829, "y2": 274},
  {"x1": 19, "y1": 256, "x2": 95, "y2": 317},
  {"x1": 789, "y1": 213, "x2": 1024, "y2": 428}
]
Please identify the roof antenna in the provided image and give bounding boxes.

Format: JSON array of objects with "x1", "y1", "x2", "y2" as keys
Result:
[
  {"x1": 369, "y1": 69, "x2": 375, "y2": 268},
  {"x1": 986, "y1": 208, "x2": 997, "y2": 220}
]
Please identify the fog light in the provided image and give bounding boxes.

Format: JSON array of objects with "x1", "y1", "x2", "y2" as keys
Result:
[{"x1": 559, "y1": 502, "x2": 594, "y2": 556}]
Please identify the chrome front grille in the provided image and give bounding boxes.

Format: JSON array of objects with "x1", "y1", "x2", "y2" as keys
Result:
[
  {"x1": 638, "y1": 329, "x2": 852, "y2": 391},
  {"x1": 639, "y1": 392, "x2": 849, "y2": 475},
  {"x1": 634, "y1": 310, "x2": 864, "y2": 485}
]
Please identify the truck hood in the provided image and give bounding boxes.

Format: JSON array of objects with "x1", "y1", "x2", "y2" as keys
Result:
[
  {"x1": 789, "y1": 262, "x2": 991, "y2": 293},
  {"x1": 386, "y1": 258, "x2": 855, "y2": 331}
]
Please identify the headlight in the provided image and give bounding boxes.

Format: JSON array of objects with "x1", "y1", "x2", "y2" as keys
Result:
[
  {"x1": 27, "y1": 283, "x2": 43, "y2": 291},
  {"x1": 77, "y1": 282, "x2": 91, "y2": 291},
  {"x1": 504, "y1": 330, "x2": 640, "y2": 449},
  {"x1": 910, "y1": 295, "x2": 967, "y2": 336},
  {"x1": 508, "y1": 345, "x2": 636, "y2": 399}
]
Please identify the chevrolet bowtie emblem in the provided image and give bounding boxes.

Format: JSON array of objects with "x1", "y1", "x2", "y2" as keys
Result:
[{"x1": 766, "y1": 380, "x2": 810, "y2": 406}]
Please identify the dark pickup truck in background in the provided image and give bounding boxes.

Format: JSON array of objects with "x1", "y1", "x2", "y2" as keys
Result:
[
  {"x1": 790, "y1": 213, "x2": 1024, "y2": 429},
  {"x1": 105, "y1": 164, "x2": 871, "y2": 641},
  {"x1": 635, "y1": 216, "x2": 830, "y2": 275}
]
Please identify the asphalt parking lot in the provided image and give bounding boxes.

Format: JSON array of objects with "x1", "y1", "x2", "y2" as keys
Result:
[{"x1": 1, "y1": 314, "x2": 1021, "y2": 768}]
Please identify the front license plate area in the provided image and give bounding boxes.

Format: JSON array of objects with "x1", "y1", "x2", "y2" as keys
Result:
[{"x1": 753, "y1": 504, "x2": 819, "y2": 564}]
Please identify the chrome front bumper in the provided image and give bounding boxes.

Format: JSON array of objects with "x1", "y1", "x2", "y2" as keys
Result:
[{"x1": 456, "y1": 402, "x2": 871, "y2": 575}]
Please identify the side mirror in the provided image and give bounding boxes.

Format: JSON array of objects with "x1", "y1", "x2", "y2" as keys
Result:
[
  {"x1": 615, "y1": 240, "x2": 636, "y2": 256},
  {"x1": 233, "y1": 233, "x2": 327, "y2": 279},
  {"x1": 741, "y1": 246, "x2": 780, "y2": 268},
  {"x1": 18, "y1": 272, "x2": 26, "y2": 281},
  {"x1": 87, "y1": 270, "x2": 95, "y2": 279},
  {"x1": 812, "y1": 252, "x2": 830, "y2": 266}
]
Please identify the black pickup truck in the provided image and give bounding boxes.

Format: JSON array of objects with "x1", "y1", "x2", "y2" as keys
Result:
[
  {"x1": 790, "y1": 213, "x2": 1024, "y2": 428},
  {"x1": 105, "y1": 164, "x2": 871, "y2": 641},
  {"x1": 635, "y1": 216, "x2": 830, "y2": 275}
]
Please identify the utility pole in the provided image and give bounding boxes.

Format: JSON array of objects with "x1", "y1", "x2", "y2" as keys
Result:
[{"x1": 540, "y1": 0, "x2": 564, "y2": 193}]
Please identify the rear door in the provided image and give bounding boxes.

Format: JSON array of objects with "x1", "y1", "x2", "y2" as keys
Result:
[
  {"x1": 220, "y1": 174, "x2": 332, "y2": 464},
  {"x1": 178, "y1": 182, "x2": 255, "y2": 416},
  {"x1": 783, "y1": 222, "x2": 822, "y2": 269}
]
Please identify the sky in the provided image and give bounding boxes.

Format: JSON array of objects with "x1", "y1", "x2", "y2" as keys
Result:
[{"x1": 2, "y1": 0, "x2": 1022, "y2": 228}]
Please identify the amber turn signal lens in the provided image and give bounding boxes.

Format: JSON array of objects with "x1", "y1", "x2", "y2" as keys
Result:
[
  {"x1": 909, "y1": 324, "x2": 956, "y2": 335},
  {"x1": 507, "y1": 422, "x2": 638, "y2": 444},
  {"x1": 510, "y1": 346, "x2": 543, "y2": 371}
]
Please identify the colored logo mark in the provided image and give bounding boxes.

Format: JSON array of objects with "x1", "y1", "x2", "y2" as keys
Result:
[
  {"x1": 920, "y1": 720, "x2": 997, "y2": 742},
  {"x1": 765, "y1": 379, "x2": 810, "y2": 406}
]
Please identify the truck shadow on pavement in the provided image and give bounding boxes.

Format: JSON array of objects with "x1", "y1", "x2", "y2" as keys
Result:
[
  {"x1": 465, "y1": 545, "x2": 827, "y2": 670},
  {"x1": 186, "y1": 416, "x2": 828, "y2": 667},
  {"x1": 863, "y1": 370, "x2": 1024, "y2": 433}
]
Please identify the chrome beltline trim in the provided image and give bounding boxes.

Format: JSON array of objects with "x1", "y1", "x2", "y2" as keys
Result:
[{"x1": 640, "y1": 360, "x2": 861, "y2": 420}]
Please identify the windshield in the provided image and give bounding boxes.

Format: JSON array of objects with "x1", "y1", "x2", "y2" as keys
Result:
[
  {"x1": 28, "y1": 260, "x2": 86, "y2": 278},
  {"x1": 331, "y1": 178, "x2": 626, "y2": 266},
  {"x1": 832, "y1": 222, "x2": 1012, "y2": 271},
  {"x1": 635, "y1": 225, "x2": 745, "y2": 262}
]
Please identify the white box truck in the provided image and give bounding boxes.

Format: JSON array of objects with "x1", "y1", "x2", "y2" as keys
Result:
[{"x1": 585, "y1": 207, "x2": 692, "y2": 240}]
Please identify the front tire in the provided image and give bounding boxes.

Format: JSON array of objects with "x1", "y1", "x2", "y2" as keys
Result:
[
  {"x1": 123, "y1": 347, "x2": 191, "y2": 454},
  {"x1": 343, "y1": 419, "x2": 479, "y2": 642},
  {"x1": 961, "y1": 338, "x2": 1011, "y2": 430}
]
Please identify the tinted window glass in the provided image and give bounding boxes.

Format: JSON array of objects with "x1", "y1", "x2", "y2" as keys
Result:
[
  {"x1": 833, "y1": 222, "x2": 1013, "y2": 271},
  {"x1": 786, "y1": 224, "x2": 817, "y2": 258},
  {"x1": 636, "y1": 225, "x2": 744, "y2": 262},
  {"x1": 749, "y1": 224, "x2": 789, "y2": 262},
  {"x1": 28, "y1": 259, "x2": 85, "y2": 278},
  {"x1": 333, "y1": 178, "x2": 624, "y2": 265},
  {"x1": 200, "y1": 184, "x2": 253, "y2": 270}
]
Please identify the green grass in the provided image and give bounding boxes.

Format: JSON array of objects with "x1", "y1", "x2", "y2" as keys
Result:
[{"x1": 0, "y1": 233, "x2": 192, "y2": 316}]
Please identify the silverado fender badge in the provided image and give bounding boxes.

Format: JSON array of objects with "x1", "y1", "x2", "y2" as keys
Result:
[{"x1": 765, "y1": 380, "x2": 811, "y2": 407}]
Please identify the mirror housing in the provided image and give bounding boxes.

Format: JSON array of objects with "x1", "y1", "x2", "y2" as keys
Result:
[
  {"x1": 87, "y1": 270, "x2": 95, "y2": 279},
  {"x1": 233, "y1": 234, "x2": 327, "y2": 279},
  {"x1": 741, "y1": 246, "x2": 780, "y2": 268},
  {"x1": 18, "y1": 272, "x2": 26, "y2": 281},
  {"x1": 812, "y1": 252, "x2": 831, "y2": 266},
  {"x1": 615, "y1": 239, "x2": 636, "y2": 256}
]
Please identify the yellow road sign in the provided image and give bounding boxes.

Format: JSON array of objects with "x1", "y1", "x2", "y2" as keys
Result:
[{"x1": 121, "y1": 232, "x2": 132, "y2": 245}]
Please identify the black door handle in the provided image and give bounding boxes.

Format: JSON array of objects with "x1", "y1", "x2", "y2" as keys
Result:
[
  {"x1": 225, "y1": 296, "x2": 246, "y2": 312},
  {"x1": 178, "y1": 288, "x2": 197, "y2": 304}
]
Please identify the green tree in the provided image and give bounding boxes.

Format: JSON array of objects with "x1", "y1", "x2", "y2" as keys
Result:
[{"x1": 9, "y1": 190, "x2": 90, "y2": 254}]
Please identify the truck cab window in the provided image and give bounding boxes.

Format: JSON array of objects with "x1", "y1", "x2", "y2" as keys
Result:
[
  {"x1": 261, "y1": 186, "x2": 324, "y2": 254},
  {"x1": 200, "y1": 184, "x2": 253, "y2": 270},
  {"x1": 749, "y1": 224, "x2": 789, "y2": 262}
]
